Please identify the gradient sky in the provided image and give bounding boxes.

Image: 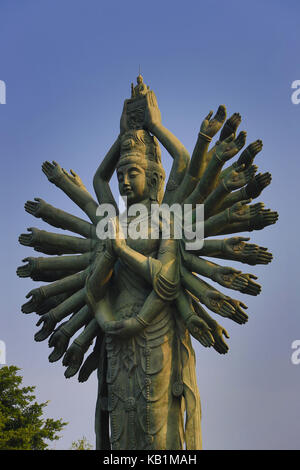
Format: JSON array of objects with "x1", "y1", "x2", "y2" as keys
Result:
[{"x1": 0, "y1": 0, "x2": 299, "y2": 450}]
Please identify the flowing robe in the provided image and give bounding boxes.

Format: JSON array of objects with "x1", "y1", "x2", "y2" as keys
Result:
[{"x1": 92, "y1": 221, "x2": 202, "y2": 450}]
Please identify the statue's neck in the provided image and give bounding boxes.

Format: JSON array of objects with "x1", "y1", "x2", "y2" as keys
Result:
[{"x1": 125, "y1": 198, "x2": 153, "y2": 220}]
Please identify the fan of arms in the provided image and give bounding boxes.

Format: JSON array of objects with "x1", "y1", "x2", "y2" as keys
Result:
[{"x1": 17, "y1": 100, "x2": 278, "y2": 382}]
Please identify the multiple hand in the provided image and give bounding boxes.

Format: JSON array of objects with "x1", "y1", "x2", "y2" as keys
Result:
[
  {"x1": 21, "y1": 102, "x2": 275, "y2": 367},
  {"x1": 245, "y1": 172, "x2": 272, "y2": 198},
  {"x1": 224, "y1": 297, "x2": 248, "y2": 324},
  {"x1": 210, "y1": 322, "x2": 230, "y2": 354},
  {"x1": 62, "y1": 342, "x2": 84, "y2": 378},
  {"x1": 35, "y1": 312, "x2": 57, "y2": 342},
  {"x1": 78, "y1": 349, "x2": 100, "y2": 383},
  {"x1": 238, "y1": 273, "x2": 261, "y2": 295},
  {"x1": 104, "y1": 318, "x2": 144, "y2": 338},
  {"x1": 250, "y1": 209, "x2": 279, "y2": 230},
  {"x1": 108, "y1": 217, "x2": 127, "y2": 255},
  {"x1": 24, "y1": 198, "x2": 46, "y2": 218},
  {"x1": 202, "y1": 290, "x2": 248, "y2": 324},
  {"x1": 214, "y1": 131, "x2": 247, "y2": 162},
  {"x1": 222, "y1": 236, "x2": 273, "y2": 265},
  {"x1": 200, "y1": 105, "x2": 227, "y2": 138},
  {"x1": 62, "y1": 168, "x2": 87, "y2": 191},
  {"x1": 120, "y1": 99, "x2": 130, "y2": 134},
  {"x1": 42, "y1": 160, "x2": 88, "y2": 191},
  {"x1": 212, "y1": 266, "x2": 243, "y2": 289},
  {"x1": 223, "y1": 164, "x2": 257, "y2": 191},
  {"x1": 19, "y1": 227, "x2": 57, "y2": 255},
  {"x1": 36, "y1": 296, "x2": 60, "y2": 316},
  {"x1": 16, "y1": 257, "x2": 36, "y2": 278},
  {"x1": 48, "y1": 328, "x2": 70, "y2": 362},
  {"x1": 212, "y1": 265, "x2": 261, "y2": 295},
  {"x1": 18, "y1": 227, "x2": 39, "y2": 247},
  {"x1": 42, "y1": 160, "x2": 65, "y2": 184},
  {"x1": 220, "y1": 112, "x2": 241, "y2": 141},
  {"x1": 228, "y1": 199, "x2": 264, "y2": 223},
  {"x1": 236, "y1": 139, "x2": 263, "y2": 168},
  {"x1": 21, "y1": 287, "x2": 44, "y2": 314},
  {"x1": 186, "y1": 314, "x2": 214, "y2": 347},
  {"x1": 144, "y1": 90, "x2": 162, "y2": 131}
]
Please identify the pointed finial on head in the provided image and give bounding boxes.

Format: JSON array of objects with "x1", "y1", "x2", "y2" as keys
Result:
[{"x1": 137, "y1": 73, "x2": 143, "y2": 85}]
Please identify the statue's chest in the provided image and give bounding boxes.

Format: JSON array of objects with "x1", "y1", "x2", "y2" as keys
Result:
[
  {"x1": 125, "y1": 218, "x2": 159, "y2": 256},
  {"x1": 126, "y1": 236, "x2": 158, "y2": 256}
]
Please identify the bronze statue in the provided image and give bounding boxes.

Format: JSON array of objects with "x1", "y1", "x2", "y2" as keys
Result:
[{"x1": 17, "y1": 75, "x2": 278, "y2": 450}]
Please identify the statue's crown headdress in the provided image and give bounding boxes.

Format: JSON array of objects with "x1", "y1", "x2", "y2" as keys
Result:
[
  {"x1": 117, "y1": 76, "x2": 165, "y2": 193},
  {"x1": 119, "y1": 129, "x2": 161, "y2": 165},
  {"x1": 118, "y1": 129, "x2": 165, "y2": 203}
]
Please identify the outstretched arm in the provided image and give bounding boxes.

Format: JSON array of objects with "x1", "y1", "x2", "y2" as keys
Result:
[
  {"x1": 185, "y1": 131, "x2": 247, "y2": 206},
  {"x1": 215, "y1": 208, "x2": 278, "y2": 235},
  {"x1": 173, "y1": 106, "x2": 227, "y2": 203},
  {"x1": 42, "y1": 161, "x2": 98, "y2": 224},
  {"x1": 190, "y1": 237, "x2": 273, "y2": 265},
  {"x1": 175, "y1": 290, "x2": 214, "y2": 348},
  {"x1": 220, "y1": 139, "x2": 263, "y2": 182},
  {"x1": 93, "y1": 136, "x2": 121, "y2": 211},
  {"x1": 202, "y1": 112, "x2": 242, "y2": 174},
  {"x1": 182, "y1": 251, "x2": 261, "y2": 295},
  {"x1": 62, "y1": 318, "x2": 101, "y2": 378},
  {"x1": 24, "y1": 198, "x2": 95, "y2": 238},
  {"x1": 190, "y1": 297, "x2": 230, "y2": 354},
  {"x1": 188, "y1": 106, "x2": 227, "y2": 180},
  {"x1": 84, "y1": 246, "x2": 119, "y2": 331},
  {"x1": 214, "y1": 172, "x2": 271, "y2": 215},
  {"x1": 203, "y1": 164, "x2": 257, "y2": 218},
  {"x1": 203, "y1": 199, "x2": 264, "y2": 237},
  {"x1": 85, "y1": 247, "x2": 116, "y2": 307},
  {"x1": 181, "y1": 267, "x2": 249, "y2": 324},
  {"x1": 143, "y1": 91, "x2": 190, "y2": 204},
  {"x1": 19, "y1": 227, "x2": 96, "y2": 255}
]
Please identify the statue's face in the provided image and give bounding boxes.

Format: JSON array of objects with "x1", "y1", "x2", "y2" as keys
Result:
[{"x1": 117, "y1": 162, "x2": 149, "y2": 205}]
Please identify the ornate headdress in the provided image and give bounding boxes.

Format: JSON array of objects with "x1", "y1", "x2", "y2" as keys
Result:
[
  {"x1": 118, "y1": 75, "x2": 164, "y2": 171},
  {"x1": 117, "y1": 129, "x2": 165, "y2": 202},
  {"x1": 117, "y1": 76, "x2": 166, "y2": 201},
  {"x1": 119, "y1": 129, "x2": 161, "y2": 167}
]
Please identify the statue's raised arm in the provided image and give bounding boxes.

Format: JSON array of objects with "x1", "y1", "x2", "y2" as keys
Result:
[{"x1": 17, "y1": 75, "x2": 278, "y2": 451}]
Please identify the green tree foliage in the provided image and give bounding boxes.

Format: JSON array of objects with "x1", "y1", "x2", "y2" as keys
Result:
[
  {"x1": 70, "y1": 436, "x2": 93, "y2": 450},
  {"x1": 0, "y1": 366, "x2": 67, "y2": 450}
]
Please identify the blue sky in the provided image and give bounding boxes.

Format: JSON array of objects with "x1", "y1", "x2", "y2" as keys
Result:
[{"x1": 0, "y1": 0, "x2": 299, "y2": 449}]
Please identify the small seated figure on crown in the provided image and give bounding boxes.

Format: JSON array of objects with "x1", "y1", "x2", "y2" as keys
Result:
[{"x1": 131, "y1": 74, "x2": 149, "y2": 99}]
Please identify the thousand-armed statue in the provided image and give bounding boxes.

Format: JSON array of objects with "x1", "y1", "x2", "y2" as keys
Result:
[{"x1": 17, "y1": 76, "x2": 278, "y2": 450}]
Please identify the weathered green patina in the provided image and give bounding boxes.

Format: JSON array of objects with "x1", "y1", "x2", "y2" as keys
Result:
[{"x1": 18, "y1": 76, "x2": 277, "y2": 450}]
